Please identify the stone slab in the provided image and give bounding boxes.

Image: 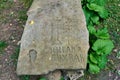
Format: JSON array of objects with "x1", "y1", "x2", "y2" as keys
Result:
[{"x1": 17, "y1": 0, "x2": 89, "y2": 75}]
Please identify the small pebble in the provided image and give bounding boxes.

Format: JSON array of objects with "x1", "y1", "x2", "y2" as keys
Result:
[
  {"x1": 113, "y1": 49, "x2": 117, "y2": 53},
  {"x1": 12, "y1": 40, "x2": 16, "y2": 42},
  {"x1": 10, "y1": 12, "x2": 14, "y2": 15},
  {"x1": 10, "y1": 23, "x2": 12, "y2": 26},
  {"x1": 5, "y1": 59, "x2": 8, "y2": 62},
  {"x1": 109, "y1": 71, "x2": 112, "y2": 77},
  {"x1": 49, "y1": 57, "x2": 52, "y2": 60}
]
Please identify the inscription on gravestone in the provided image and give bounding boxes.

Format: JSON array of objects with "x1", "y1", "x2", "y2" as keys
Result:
[{"x1": 17, "y1": 0, "x2": 89, "y2": 75}]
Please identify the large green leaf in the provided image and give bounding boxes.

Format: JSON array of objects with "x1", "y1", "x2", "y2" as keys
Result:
[
  {"x1": 88, "y1": 24, "x2": 96, "y2": 34},
  {"x1": 92, "y1": 39, "x2": 114, "y2": 55},
  {"x1": 92, "y1": 54, "x2": 108, "y2": 69},
  {"x1": 89, "y1": 53, "x2": 98, "y2": 64},
  {"x1": 87, "y1": 3, "x2": 102, "y2": 12},
  {"x1": 89, "y1": 53, "x2": 108, "y2": 72},
  {"x1": 89, "y1": 63, "x2": 100, "y2": 74},
  {"x1": 87, "y1": 3, "x2": 108, "y2": 18},
  {"x1": 97, "y1": 54, "x2": 108, "y2": 69},
  {"x1": 98, "y1": 9, "x2": 108, "y2": 19},
  {"x1": 95, "y1": 28, "x2": 110, "y2": 39},
  {"x1": 95, "y1": 0, "x2": 106, "y2": 6}
]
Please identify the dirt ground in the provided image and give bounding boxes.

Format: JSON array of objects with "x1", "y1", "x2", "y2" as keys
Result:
[
  {"x1": 0, "y1": 1, "x2": 24, "y2": 80},
  {"x1": 0, "y1": 0, "x2": 120, "y2": 80}
]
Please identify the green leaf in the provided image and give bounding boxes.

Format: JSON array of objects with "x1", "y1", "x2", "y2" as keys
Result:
[
  {"x1": 97, "y1": 55, "x2": 108, "y2": 69},
  {"x1": 87, "y1": 3, "x2": 102, "y2": 12},
  {"x1": 87, "y1": 3, "x2": 108, "y2": 18},
  {"x1": 39, "y1": 78, "x2": 47, "y2": 80},
  {"x1": 20, "y1": 75, "x2": 30, "y2": 80},
  {"x1": 89, "y1": 53, "x2": 98, "y2": 64},
  {"x1": 82, "y1": 0, "x2": 110, "y2": 74},
  {"x1": 92, "y1": 39, "x2": 114, "y2": 55},
  {"x1": 89, "y1": 63, "x2": 100, "y2": 74},
  {"x1": 83, "y1": 6, "x2": 94, "y2": 24},
  {"x1": 92, "y1": 54, "x2": 108, "y2": 69},
  {"x1": 88, "y1": 24, "x2": 96, "y2": 34},
  {"x1": 95, "y1": 0, "x2": 106, "y2": 6},
  {"x1": 60, "y1": 77, "x2": 64, "y2": 80},
  {"x1": 98, "y1": 9, "x2": 108, "y2": 19},
  {"x1": 91, "y1": 15, "x2": 99, "y2": 24},
  {"x1": 87, "y1": 0, "x2": 95, "y2": 3},
  {"x1": 22, "y1": 0, "x2": 33, "y2": 8},
  {"x1": 95, "y1": 28, "x2": 110, "y2": 39},
  {"x1": 0, "y1": 41, "x2": 7, "y2": 47},
  {"x1": 88, "y1": 58, "x2": 91, "y2": 64},
  {"x1": 0, "y1": 41, "x2": 7, "y2": 53}
]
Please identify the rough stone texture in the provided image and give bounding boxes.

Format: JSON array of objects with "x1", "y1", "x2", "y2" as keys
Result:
[
  {"x1": 46, "y1": 70, "x2": 62, "y2": 80},
  {"x1": 17, "y1": 0, "x2": 89, "y2": 75},
  {"x1": 66, "y1": 70, "x2": 84, "y2": 80}
]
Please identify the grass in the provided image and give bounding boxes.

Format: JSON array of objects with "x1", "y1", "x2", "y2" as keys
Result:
[
  {"x1": 18, "y1": 9, "x2": 28, "y2": 24},
  {"x1": 11, "y1": 46, "x2": 20, "y2": 66},
  {"x1": 0, "y1": 0, "x2": 14, "y2": 23},
  {"x1": 0, "y1": 0, "x2": 28, "y2": 24},
  {"x1": 0, "y1": 41, "x2": 7, "y2": 54},
  {"x1": 0, "y1": 0, "x2": 31, "y2": 80},
  {"x1": 21, "y1": 0, "x2": 33, "y2": 8},
  {"x1": 104, "y1": 0, "x2": 120, "y2": 47},
  {"x1": 10, "y1": 46, "x2": 31, "y2": 80},
  {"x1": 0, "y1": 0, "x2": 13, "y2": 10},
  {"x1": 19, "y1": 75, "x2": 30, "y2": 80}
]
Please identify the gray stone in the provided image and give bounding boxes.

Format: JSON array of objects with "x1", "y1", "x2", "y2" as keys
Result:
[
  {"x1": 46, "y1": 70, "x2": 62, "y2": 80},
  {"x1": 17, "y1": 0, "x2": 89, "y2": 75},
  {"x1": 66, "y1": 70, "x2": 84, "y2": 80}
]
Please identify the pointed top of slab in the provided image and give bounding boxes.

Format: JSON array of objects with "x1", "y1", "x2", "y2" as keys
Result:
[{"x1": 27, "y1": 0, "x2": 83, "y2": 14}]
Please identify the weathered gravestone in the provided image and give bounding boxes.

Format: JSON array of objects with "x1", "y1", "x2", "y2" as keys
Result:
[{"x1": 17, "y1": 0, "x2": 89, "y2": 75}]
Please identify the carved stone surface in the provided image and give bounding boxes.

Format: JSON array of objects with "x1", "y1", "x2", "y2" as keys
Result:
[{"x1": 17, "y1": 0, "x2": 89, "y2": 75}]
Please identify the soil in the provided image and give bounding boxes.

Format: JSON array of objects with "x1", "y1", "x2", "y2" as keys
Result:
[
  {"x1": 0, "y1": 1, "x2": 24, "y2": 80},
  {"x1": 0, "y1": 0, "x2": 120, "y2": 80}
]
